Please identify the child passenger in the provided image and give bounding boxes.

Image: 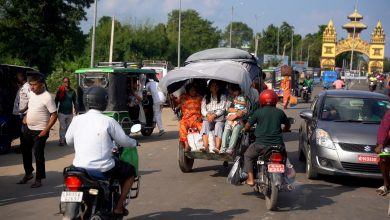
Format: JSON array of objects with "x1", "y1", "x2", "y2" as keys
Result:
[{"x1": 220, "y1": 84, "x2": 247, "y2": 154}]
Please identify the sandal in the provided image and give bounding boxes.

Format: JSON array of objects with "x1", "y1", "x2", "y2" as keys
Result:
[
  {"x1": 200, "y1": 146, "x2": 208, "y2": 152},
  {"x1": 17, "y1": 174, "x2": 34, "y2": 184},
  {"x1": 376, "y1": 186, "x2": 389, "y2": 196},
  {"x1": 113, "y1": 208, "x2": 129, "y2": 216},
  {"x1": 213, "y1": 148, "x2": 220, "y2": 154},
  {"x1": 31, "y1": 180, "x2": 42, "y2": 188}
]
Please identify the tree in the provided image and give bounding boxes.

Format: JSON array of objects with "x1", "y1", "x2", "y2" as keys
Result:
[
  {"x1": 0, "y1": 0, "x2": 94, "y2": 74},
  {"x1": 166, "y1": 9, "x2": 221, "y2": 66},
  {"x1": 222, "y1": 21, "x2": 253, "y2": 49}
]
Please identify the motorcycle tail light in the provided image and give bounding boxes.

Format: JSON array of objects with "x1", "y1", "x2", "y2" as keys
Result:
[
  {"x1": 65, "y1": 176, "x2": 82, "y2": 191},
  {"x1": 270, "y1": 153, "x2": 283, "y2": 163}
]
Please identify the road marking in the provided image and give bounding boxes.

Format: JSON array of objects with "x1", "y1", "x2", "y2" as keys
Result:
[{"x1": 0, "y1": 192, "x2": 56, "y2": 205}]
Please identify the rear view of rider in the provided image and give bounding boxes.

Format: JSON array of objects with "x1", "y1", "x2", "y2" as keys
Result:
[
  {"x1": 65, "y1": 86, "x2": 138, "y2": 216},
  {"x1": 243, "y1": 90, "x2": 291, "y2": 186},
  {"x1": 302, "y1": 75, "x2": 314, "y2": 93}
]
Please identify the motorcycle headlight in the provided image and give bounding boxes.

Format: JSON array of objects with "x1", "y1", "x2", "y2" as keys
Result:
[{"x1": 316, "y1": 129, "x2": 336, "y2": 150}]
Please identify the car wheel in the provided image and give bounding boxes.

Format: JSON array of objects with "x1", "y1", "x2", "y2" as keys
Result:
[{"x1": 306, "y1": 147, "x2": 318, "y2": 180}]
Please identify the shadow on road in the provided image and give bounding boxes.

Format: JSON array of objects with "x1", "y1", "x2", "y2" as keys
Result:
[
  {"x1": 0, "y1": 171, "x2": 63, "y2": 207},
  {"x1": 191, "y1": 164, "x2": 230, "y2": 178},
  {"x1": 135, "y1": 131, "x2": 179, "y2": 144},
  {"x1": 0, "y1": 140, "x2": 75, "y2": 167},
  {"x1": 129, "y1": 207, "x2": 248, "y2": 220}
]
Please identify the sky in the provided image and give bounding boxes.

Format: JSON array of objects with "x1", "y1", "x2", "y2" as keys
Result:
[{"x1": 81, "y1": 0, "x2": 390, "y2": 57}]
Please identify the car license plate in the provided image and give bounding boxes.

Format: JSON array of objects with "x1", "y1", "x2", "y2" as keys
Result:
[
  {"x1": 357, "y1": 155, "x2": 379, "y2": 163},
  {"x1": 61, "y1": 191, "x2": 83, "y2": 202},
  {"x1": 268, "y1": 164, "x2": 285, "y2": 173}
]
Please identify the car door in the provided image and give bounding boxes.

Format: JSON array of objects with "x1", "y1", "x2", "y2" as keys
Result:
[{"x1": 306, "y1": 96, "x2": 321, "y2": 149}]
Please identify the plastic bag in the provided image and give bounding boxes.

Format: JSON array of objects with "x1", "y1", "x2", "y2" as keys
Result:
[
  {"x1": 227, "y1": 157, "x2": 242, "y2": 185},
  {"x1": 187, "y1": 128, "x2": 203, "y2": 151},
  {"x1": 120, "y1": 147, "x2": 139, "y2": 176}
]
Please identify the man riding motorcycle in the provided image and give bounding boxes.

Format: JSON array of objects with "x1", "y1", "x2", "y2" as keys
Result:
[
  {"x1": 302, "y1": 75, "x2": 314, "y2": 93},
  {"x1": 242, "y1": 90, "x2": 291, "y2": 186},
  {"x1": 65, "y1": 86, "x2": 138, "y2": 216}
]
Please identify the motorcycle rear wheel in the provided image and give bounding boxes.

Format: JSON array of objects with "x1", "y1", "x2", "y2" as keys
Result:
[
  {"x1": 264, "y1": 180, "x2": 279, "y2": 211},
  {"x1": 62, "y1": 202, "x2": 80, "y2": 220}
]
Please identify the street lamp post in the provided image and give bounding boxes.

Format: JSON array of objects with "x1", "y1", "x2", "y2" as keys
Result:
[
  {"x1": 90, "y1": 0, "x2": 98, "y2": 68},
  {"x1": 229, "y1": 6, "x2": 233, "y2": 48},
  {"x1": 177, "y1": 0, "x2": 182, "y2": 68},
  {"x1": 290, "y1": 30, "x2": 294, "y2": 65}
]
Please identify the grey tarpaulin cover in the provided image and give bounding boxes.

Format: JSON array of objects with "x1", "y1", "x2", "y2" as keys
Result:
[{"x1": 158, "y1": 60, "x2": 253, "y2": 97}]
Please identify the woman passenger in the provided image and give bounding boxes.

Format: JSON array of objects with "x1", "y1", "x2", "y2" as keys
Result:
[
  {"x1": 177, "y1": 83, "x2": 203, "y2": 152},
  {"x1": 200, "y1": 80, "x2": 228, "y2": 154}
]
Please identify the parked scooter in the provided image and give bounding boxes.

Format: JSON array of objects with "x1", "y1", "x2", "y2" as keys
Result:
[{"x1": 60, "y1": 125, "x2": 141, "y2": 220}]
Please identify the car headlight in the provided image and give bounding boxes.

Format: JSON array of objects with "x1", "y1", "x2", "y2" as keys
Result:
[{"x1": 316, "y1": 129, "x2": 336, "y2": 149}]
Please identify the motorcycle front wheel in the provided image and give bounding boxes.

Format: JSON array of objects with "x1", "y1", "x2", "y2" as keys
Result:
[{"x1": 264, "y1": 179, "x2": 279, "y2": 211}]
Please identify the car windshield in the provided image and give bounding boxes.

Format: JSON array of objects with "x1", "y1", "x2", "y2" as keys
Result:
[{"x1": 320, "y1": 96, "x2": 390, "y2": 123}]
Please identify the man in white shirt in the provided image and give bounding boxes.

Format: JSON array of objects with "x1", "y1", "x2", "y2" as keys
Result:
[
  {"x1": 66, "y1": 86, "x2": 138, "y2": 216},
  {"x1": 145, "y1": 79, "x2": 165, "y2": 136},
  {"x1": 12, "y1": 72, "x2": 30, "y2": 146},
  {"x1": 18, "y1": 74, "x2": 57, "y2": 188}
]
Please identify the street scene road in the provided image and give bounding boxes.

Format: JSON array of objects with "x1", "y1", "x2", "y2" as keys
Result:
[{"x1": 0, "y1": 82, "x2": 389, "y2": 220}]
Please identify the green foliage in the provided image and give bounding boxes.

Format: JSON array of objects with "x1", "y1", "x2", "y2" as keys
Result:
[
  {"x1": 167, "y1": 10, "x2": 221, "y2": 66},
  {"x1": 383, "y1": 57, "x2": 390, "y2": 72},
  {"x1": 222, "y1": 21, "x2": 253, "y2": 48},
  {"x1": 0, "y1": 0, "x2": 94, "y2": 74},
  {"x1": 46, "y1": 64, "x2": 78, "y2": 93}
]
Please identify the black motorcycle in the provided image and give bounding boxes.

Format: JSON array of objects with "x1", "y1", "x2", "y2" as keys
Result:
[
  {"x1": 301, "y1": 86, "x2": 311, "y2": 103},
  {"x1": 60, "y1": 125, "x2": 142, "y2": 220},
  {"x1": 369, "y1": 80, "x2": 377, "y2": 92},
  {"x1": 252, "y1": 145, "x2": 294, "y2": 211}
]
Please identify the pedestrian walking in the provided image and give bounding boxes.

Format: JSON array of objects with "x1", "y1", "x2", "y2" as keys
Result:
[
  {"x1": 55, "y1": 77, "x2": 77, "y2": 146},
  {"x1": 281, "y1": 76, "x2": 291, "y2": 109},
  {"x1": 12, "y1": 72, "x2": 30, "y2": 141},
  {"x1": 17, "y1": 74, "x2": 57, "y2": 188},
  {"x1": 145, "y1": 78, "x2": 166, "y2": 136}
]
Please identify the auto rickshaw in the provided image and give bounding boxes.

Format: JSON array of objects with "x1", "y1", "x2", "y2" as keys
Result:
[
  {"x1": 0, "y1": 64, "x2": 42, "y2": 154},
  {"x1": 75, "y1": 62, "x2": 158, "y2": 136},
  {"x1": 159, "y1": 48, "x2": 262, "y2": 172}
]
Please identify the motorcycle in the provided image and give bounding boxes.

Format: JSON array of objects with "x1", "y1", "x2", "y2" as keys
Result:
[
  {"x1": 369, "y1": 80, "x2": 377, "y2": 92},
  {"x1": 378, "y1": 80, "x2": 384, "y2": 90},
  {"x1": 60, "y1": 125, "x2": 141, "y2": 220},
  {"x1": 250, "y1": 145, "x2": 295, "y2": 211},
  {"x1": 301, "y1": 86, "x2": 311, "y2": 103}
]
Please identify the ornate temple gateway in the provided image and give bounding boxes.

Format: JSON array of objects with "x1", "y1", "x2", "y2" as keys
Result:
[{"x1": 320, "y1": 9, "x2": 385, "y2": 73}]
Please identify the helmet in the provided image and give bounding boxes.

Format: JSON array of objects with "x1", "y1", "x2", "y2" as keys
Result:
[
  {"x1": 259, "y1": 89, "x2": 278, "y2": 107},
  {"x1": 84, "y1": 86, "x2": 108, "y2": 111}
]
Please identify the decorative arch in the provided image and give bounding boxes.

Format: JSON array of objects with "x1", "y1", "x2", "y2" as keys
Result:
[{"x1": 320, "y1": 10, "x2": 385, "y2": 73}]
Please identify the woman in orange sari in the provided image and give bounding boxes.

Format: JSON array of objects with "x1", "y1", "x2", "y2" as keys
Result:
[
  {"x1": 177, "y1": 83, "x2": 203, "y2": 152},
  {"x1": 281, "y1": 76, "x2": 291, "y2": 109}
]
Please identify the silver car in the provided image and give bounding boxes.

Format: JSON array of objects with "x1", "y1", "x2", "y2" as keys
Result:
[{"x1": 299, "y1": 90, "x2": 390, "y2": 179}]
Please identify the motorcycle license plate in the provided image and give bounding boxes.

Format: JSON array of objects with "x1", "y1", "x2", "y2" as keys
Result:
[
  {"x1": 268, "y1": 164, "x2": 285, "y2": 173},
  {"x1": 357, "y1": 155, "x2": 379, "y2": 163},
  {"x1": 61, "y1": 191, "x2": 83, "y2": 202}
]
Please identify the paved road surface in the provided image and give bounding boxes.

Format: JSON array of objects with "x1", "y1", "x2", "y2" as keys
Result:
[{"x1": 0, "y1": 83, "x2": 389, "y2": 220}]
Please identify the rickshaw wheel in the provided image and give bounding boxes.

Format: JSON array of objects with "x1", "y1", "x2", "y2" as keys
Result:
[
  {"x1": 178, "y1": 142, "x2": 194, "y2": 173},
  {"x1": 141, "y1": 128, "x2": 154, "y2": 136}
]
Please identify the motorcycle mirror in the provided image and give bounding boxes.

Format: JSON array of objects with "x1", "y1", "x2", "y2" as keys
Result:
[
  {"x1": 130, "y1": 124, "x2": 142, "y2": 133},
  {"x1": 288, "y1": 117, "x2": 295, "y2": 124}
]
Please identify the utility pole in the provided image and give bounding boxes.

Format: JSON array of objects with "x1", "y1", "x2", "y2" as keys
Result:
[
  {"x1": 177, "y1": 0, "x2": 182, "y2": 68},
  {"x1": 90, "y1": 0, "x2": 98, "y2": 67},
  {"x1": 290, "y1": 30, "x2": 294, "y2": 65},
  {"x1": 109, "y1": 16, "x2": 115, "y2": 63},
  {"x1": 307, "y1": 44, "x2": 311, "y2": 67},
  {"x1": 254, "y1": 14, "x2": 259, "y2": 57},
  {"x1": 229, "y1": 6, "x2": 233, "y2": 48},
  {"x1": 277, "y1": 27, "x2": 280, "y2": 55}
]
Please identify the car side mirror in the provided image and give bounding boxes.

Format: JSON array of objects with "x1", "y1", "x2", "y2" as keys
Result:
[{"x1": 300, "y1": 110, "x2": 313, "y2": 120}]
